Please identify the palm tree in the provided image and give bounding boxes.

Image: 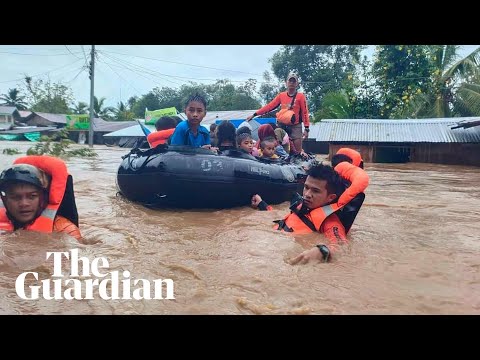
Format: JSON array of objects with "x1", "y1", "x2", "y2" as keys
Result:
[
  {"x1": 114, "y1": 101, "x2": 135, "y2": 121},
  {"x1": 402, "y1": 46, "x2": 480, "y2": 118},
  {"x1": 314, "y1": 90, "x2": 353, "y2": 120},
  {"x1": 454, "y1": 77, "x2": 480, "y2": 116},
  {"x1": 0, "y1": 88, "x2": 28, "y2": 110},
  {"x1": 93, "y1": 96, "x2": 115, "y2": 119},
  {"x1": 71, "y1": 101, "x2": 89, "y2": 114}
]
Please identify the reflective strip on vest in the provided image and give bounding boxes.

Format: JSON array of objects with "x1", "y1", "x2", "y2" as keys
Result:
[
  {"x1": 41, "y1": 207, "x2": 56, "y2": 220},
  {"x1": 321, "y1": 204, "x2": 337, "y2": 217}
]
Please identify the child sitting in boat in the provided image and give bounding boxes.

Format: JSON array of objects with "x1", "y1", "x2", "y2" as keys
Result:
[
  {"x1": 259, "y1": 137, "x2": 280, "y2": 160},
  {"x1": 216, "y1": 120, "x2": 237, "y2": 152},
  {"x1": 236, "y1": 132, "x2": 254, "y2": 154},
  {"x1": 169, "y1": 93, "x2": 212, "y2": 149},
  {"x1": 147, "y1": 116, "x2": 177, "y2": 148}
]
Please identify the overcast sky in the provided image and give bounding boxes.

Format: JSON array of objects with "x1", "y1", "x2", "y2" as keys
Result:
[{"x1": 1, "y1": 45, "x2": 478, "y2": 109}]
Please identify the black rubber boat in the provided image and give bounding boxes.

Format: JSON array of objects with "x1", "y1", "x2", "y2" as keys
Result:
[{"x1": 116, "y1": 145, "x2": 314, "y2": 209}]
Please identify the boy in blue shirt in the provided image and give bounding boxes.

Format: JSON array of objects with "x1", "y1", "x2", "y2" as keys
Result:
[{"x1": 170, "y1": 94, "x2": 212, "y2": 148}]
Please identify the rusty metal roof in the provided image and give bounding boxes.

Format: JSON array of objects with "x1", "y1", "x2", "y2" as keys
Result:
[
  {"x1": 451, "y1": 117, "x2": 480, "y2": 129},
  {"x1": 309, "y1": 118, "x2": 480, "y2": 143}
]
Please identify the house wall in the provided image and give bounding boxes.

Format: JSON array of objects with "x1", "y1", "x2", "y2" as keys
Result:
[
  {"x1": 329, "y1": 144, "x2": 374, "y2": 163},
  {"x1": 329, "y1": 143, "x2": 480, "y2": 166},
  {"x1": 67, "y1": 131, "x2": 108, "y2": 145},
  {"x1": 0, "y1": 114, "x2": 14, "y2": 124},
  {"x1": 302, "y1": 140, "x2": 329, "y2": 154},
  {"x1": 411, "y1": 143, "x2": 480, "y2": 166}
]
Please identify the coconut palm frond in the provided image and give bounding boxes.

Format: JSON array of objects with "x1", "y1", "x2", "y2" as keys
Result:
[
  {"x1": 444, "y1": 47, "x2": 480, "y2": 80},
  {"x1": 455, "y1": 83, "x2": 480, "y2": 116},
  {"x1": 316, "y1": 90, "x2": 352, "y2": 119}
]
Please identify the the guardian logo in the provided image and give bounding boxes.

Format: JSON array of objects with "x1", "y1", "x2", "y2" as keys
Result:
[{"x1": 15, "y1": 249, "x2": 175, "y2": 300}]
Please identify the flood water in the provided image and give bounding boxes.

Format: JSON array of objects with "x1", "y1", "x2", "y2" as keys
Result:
[{"x1": 0, "y1": 141, "x2": 479, "y2": 314}]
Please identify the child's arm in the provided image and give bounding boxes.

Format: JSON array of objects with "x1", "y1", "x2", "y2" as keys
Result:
[
  {"x1": 251, "y1": 194, "x2": 273, "y2": 211},
  {"x1": 334, "y1": 162, "x2": 369, "y2": 207}
]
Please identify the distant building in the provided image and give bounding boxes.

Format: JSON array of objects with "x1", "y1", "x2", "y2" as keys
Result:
[
  {"x1": 24, "y1": 112, "x2": 67, "y2": 127},
  {"x1": 68, "y1": 118, "x2": 138, "y2": 145},
  {"x1": 308, "y1": 118, "x2": 480, "y2": 166},
  {"x1": 0, "y1": 106, "x2": 20, "y2": 130}
]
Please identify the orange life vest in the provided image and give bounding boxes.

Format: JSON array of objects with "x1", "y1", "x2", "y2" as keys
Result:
[
  {"x1": 0, "y1": 156, "x2": 68, "y2": 233},
  {"x1": 334, "y1": 161, "x2": 369, "y2": 207},
  {"x1": 336, "y1": 148, "x2": 363, "y2": 168},
  {"x1": 147, "y1": 128, "x2": 176, "y2": 148},
  {"x1": 275, "y1": 203, "x2": 343, "y2": 234}
]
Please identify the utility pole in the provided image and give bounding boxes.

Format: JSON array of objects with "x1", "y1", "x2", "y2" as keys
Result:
[{"x1": 88, "y1": 45, "x2": 95, "y2": 147}]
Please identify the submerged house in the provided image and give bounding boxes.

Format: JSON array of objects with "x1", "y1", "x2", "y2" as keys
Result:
[
  {"x1": 0, "y1": 106, "x2": 20, "y2": 130},
  {"x1": 308, "y1": 118, "x2": 480, "y2": 166}
]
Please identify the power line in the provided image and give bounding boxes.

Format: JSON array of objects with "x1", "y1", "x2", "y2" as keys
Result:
[
  {"x1": 97, "y1": 57, "x2": 143, "y2": 95},
  {"x1": 96, "y1": 48, "x2": 264, "y2": 77},
  {"x1": 100, "y1": 52, "x2": 184, "y2": 87},
  {"x1": 0, "y1": 59, "x2": 83, "y2": 84},
  {"x1": 0, "y1": 50, "x2": 83, "y2": 56},
  {"x1": 81, "y1": 46, "x2": 89, "y2": 66},
  {"x1": 64, "y1": 45, "x2": 83, "y2": 60}
]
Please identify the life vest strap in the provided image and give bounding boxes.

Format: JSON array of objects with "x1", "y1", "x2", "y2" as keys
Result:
[{"x1": 273, "y1": 219, "x2": 293, "y2": 232}]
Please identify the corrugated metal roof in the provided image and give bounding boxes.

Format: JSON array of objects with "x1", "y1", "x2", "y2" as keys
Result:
[
  {"x1": 103, "y1": 124, "x2": 155, "y2": 137},
  {"x1": 92, "y1": 118, "x2": 137, "y2": 132},
  {"x1": 32, "y1": 112, "x2": 67, "y2": 124},
  {"x1": 451, "y1": 117, "x2": 480, "y2": 129},
  {"x1": 0, "y1": 106, "x2": 18, "y2": 115},
  {"x1": 1, "y1": 126, "x2": 57, "y2": 135},
  {"x1": 18, "y1": 110, "x2": 32, "y2": 118},
  {"x1": 309, "y1": 118, "x2": 480, "y2": 143}
]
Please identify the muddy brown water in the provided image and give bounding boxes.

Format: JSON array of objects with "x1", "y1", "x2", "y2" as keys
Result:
[{"x1": 0, "y1": 141, "x2": 479, "y2": 314}]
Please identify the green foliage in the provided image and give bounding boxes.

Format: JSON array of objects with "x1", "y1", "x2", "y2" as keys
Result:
[
  {"x1": 131, "y1": 79, "x2": 261, "y2": 117},
  {"x1": 454, "y1": 80, "x2": 480, "y2": 116},
  {"x1": 71, "y1": 101, "x2": 89, "y2": 114},
  {"x1": 131, "y1": 91, "x2": 162, "y2": 118},
  {"x1": 372, "y1": 45, "x2": 433, "y2": 118},
  {"x1": 2, "y1": 148, "x2": 21, "y2": 155},
  {"x1": 314, "y1": 90, "x2": 352, "y2": 120},
  {"x1": 93, "y1": 96, "x2": 115, "y2": 119},
  {"x1": 269, "y1": 45, "x2": 366, "y2": 112},
  {"x1": 23, "y1": 76, "x2": 74, "y2": 114},
  {"x1": 27, "y1": 128, "x2": 97, "y2": 158},
  {"x1": 113, "y1": 101, "x2": 135, "y2": 121},
  {"x1": 0, "y1": 88, "x2": 28, "y2": 110},
  {"x1": 372, "y1": 45, "x2": 480, "y2": 119},
  {"x1": 259, "y1": 71, "x2": 282, "y2": 105}
]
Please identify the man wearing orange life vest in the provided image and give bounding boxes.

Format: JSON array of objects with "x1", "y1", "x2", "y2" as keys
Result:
[
  {"x1": 0, "y1": 155, "x2": 82, "y2": 241},
  {"x1": 252, "y1": 154, "x2": 369, "y2": 264},
  {"x1": 252, "y1": 163, "x2": 347, "y2": 264}
]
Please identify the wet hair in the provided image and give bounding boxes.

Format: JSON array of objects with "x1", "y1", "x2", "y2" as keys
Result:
[
  {"x1": 185, "y1": 93, "x2": 207, "y2": 110},
  {"x1": 155, "y1": 116, "x2": 177, "y2": 131},
  {"x1": 260, "y1": 136, "x2": 276, "y2": 149},
  {"x1": 236, "y1": 132, "x2": 252, "y2": 145},
  {"x1": 216, "y1": 120, "x2": 237, "y2": 147},
  {"x1": 236, "y1": 126, "x2": 252, "y2": 136},
  {"x1": 171, "y1": 116, "x2": 182, "y2": 126},
  {"x1": 210, "y1": 123, "x2": 217, "y2": 132},
  {"x1": 307, "y1": 163, "x2": 343, "y2": 196},
  {"x1": 331, "y1": 154, "x2": 353, "y2": 168}
]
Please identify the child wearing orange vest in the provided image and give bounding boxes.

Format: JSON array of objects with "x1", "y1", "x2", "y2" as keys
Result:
[
  {"x1": 331, "y1": 148, "x2": 369, "y2": 234},
  {"x1": 147, "y1": 116, "x2": 178, "y2": 148}
]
